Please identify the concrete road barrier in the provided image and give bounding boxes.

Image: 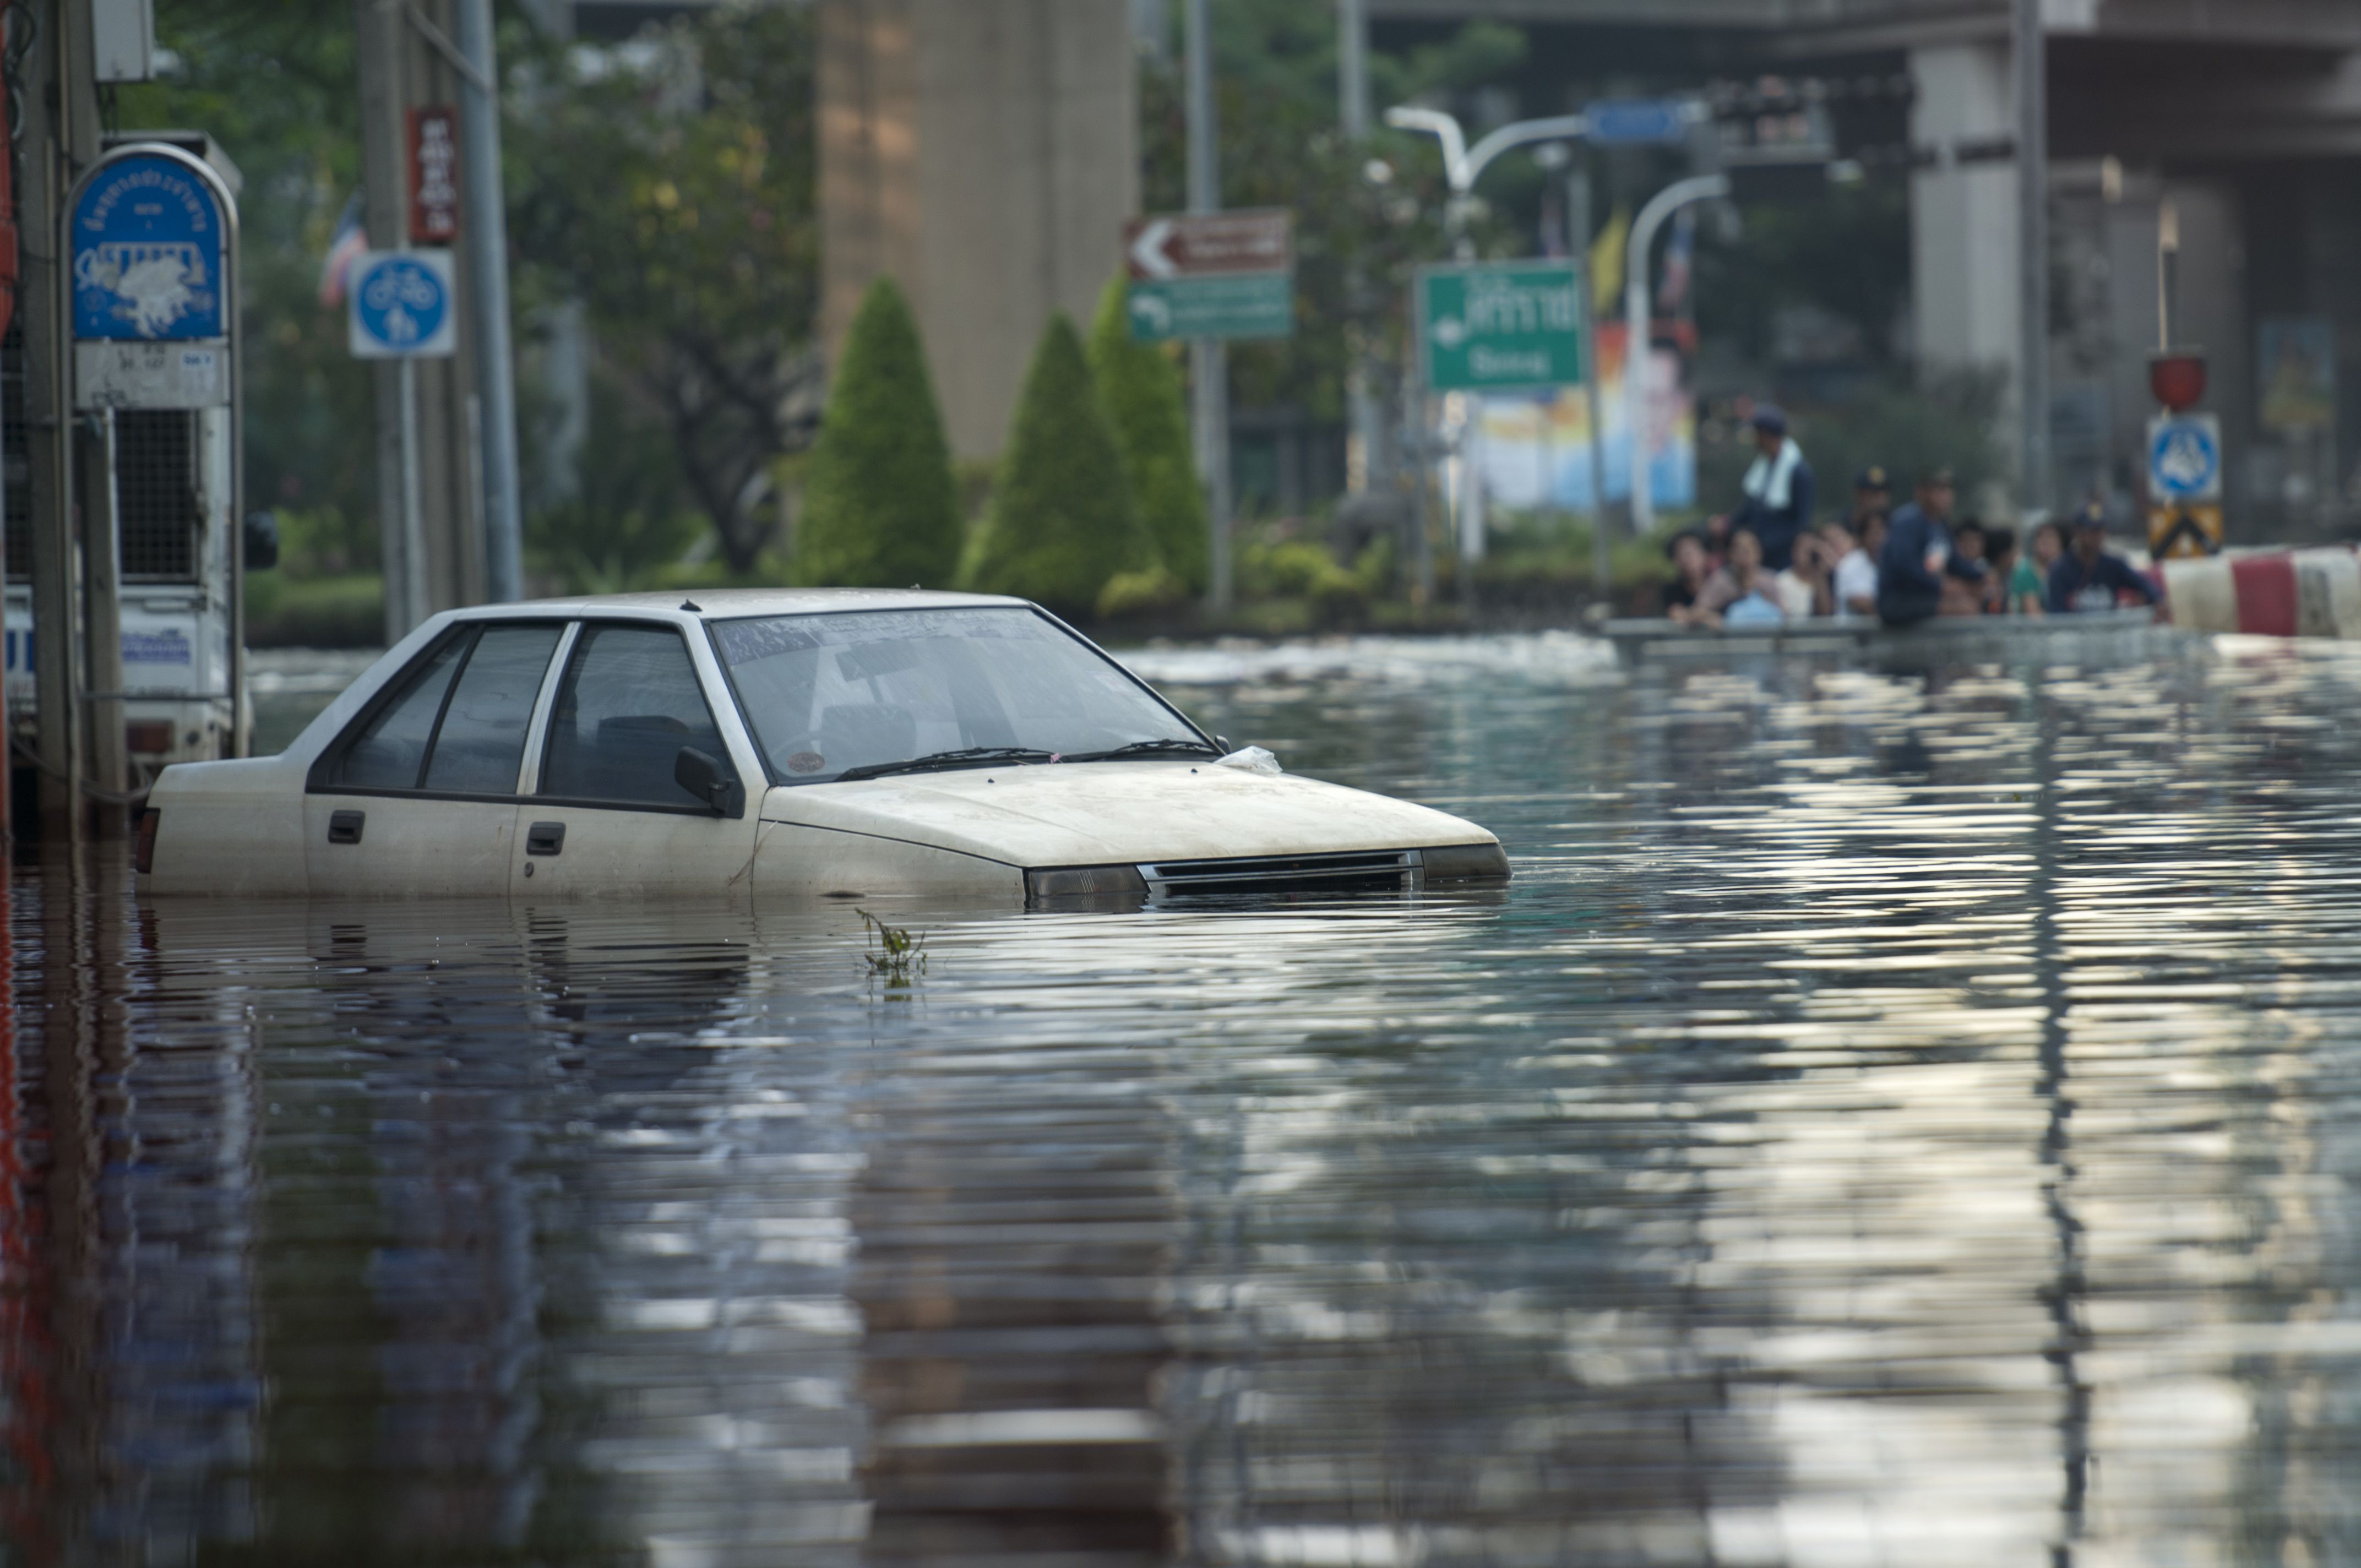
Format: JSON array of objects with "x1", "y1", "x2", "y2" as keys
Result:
[{"x1": 2164, "y1": 548, "x2": 2361, "y2": 639}]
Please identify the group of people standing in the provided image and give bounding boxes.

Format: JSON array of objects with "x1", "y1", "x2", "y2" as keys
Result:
[{"x1": 1663, "y1": 406, "x2": 2161, "y2": 630}]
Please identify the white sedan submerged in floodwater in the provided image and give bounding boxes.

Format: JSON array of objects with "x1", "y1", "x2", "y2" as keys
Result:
[{"x1": 137, "y1": 590, "x2": 1508, "y2": 904}]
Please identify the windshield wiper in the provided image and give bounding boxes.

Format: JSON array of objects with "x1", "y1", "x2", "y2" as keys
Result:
[
  {"x1": 833, "y1": 746, "x2": 1058, "y2": 782},
  {"x1": 1062, "y1": 738, "x2": 1222, "y2": 763}
]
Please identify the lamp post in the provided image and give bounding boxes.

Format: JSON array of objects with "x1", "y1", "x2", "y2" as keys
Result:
[
  {"x1": 1383, "y1": 106, "x2": 1591, "y2": 261},
  {"x1": 1624, "y1": 173, "x2": 1729, "y2": 537}
]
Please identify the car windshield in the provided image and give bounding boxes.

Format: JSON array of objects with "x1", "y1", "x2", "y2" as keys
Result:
[{"x1": 708, "y1": 607, "x2": 1204, "y2": 785}]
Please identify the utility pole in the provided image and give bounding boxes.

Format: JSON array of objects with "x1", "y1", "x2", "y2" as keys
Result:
[
  {"x1": 456, "y1": 0, "x2": 523, "y2": 603},
  {"x1": 1338, "y1": 0, "x2": 1381, "y2": 499},
  {"x1": 355, "y1": 0, "x2": 416, "y2": 644},
  {"x1": 2015, "y1": 0, "x2": 2050, "y2": 514},
  {"x1": 1185, "y1": 0, "x2": 1231, "y2": 612},
  {"x1": 24, "y1": 0, "x2": 104, "y2": 838}
]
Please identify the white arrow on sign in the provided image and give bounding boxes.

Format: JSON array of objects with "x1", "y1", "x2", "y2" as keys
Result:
[{"x1": 1129, "y1": 217, "x2": 1176, "y2": 280}]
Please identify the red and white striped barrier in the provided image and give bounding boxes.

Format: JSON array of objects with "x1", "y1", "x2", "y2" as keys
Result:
[{"x1": 2163, "y1": 548, "x2": 2361, "y2": 639}]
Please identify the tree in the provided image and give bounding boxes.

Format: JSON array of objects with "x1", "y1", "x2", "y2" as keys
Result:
[
  {"x1": 795, "y1": 279, "x2": 962, "y2": 587},
  {"x1": 1086, "y1": 276, "x2": 1206, "y2": 594},
  {"x1": 966, "y1": 315, "x2": 1152, "y2": 616},
  {"x1": 510, "y1": 7, "x2": 821, "y2": 574},
  {"x1": 526, "y1": 374, "x2": 702, "y2": 594}
]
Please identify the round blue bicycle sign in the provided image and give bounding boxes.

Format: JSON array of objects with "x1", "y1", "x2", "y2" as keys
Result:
[{"x1": 347, "y1": 250, "x2": 456, "y2": 358}]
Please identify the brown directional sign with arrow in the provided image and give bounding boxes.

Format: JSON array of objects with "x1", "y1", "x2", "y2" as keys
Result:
[
  {"x1": 1124, "y1": 210, "x2": 1292, "y2": 279},
  {"x1": 1123, "y1": 209, "x2": 1293, "y2": 342}
]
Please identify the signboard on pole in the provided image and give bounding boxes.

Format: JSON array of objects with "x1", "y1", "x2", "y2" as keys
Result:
[
  {"x1": 1585, "y1": 99, "x2": 1691, "y2": 146},
  {"x1": 407, "y1": 106, "x2": 461, "y2": 243},
  {"x1": 1124, "y1": 209, "x2": 1293, "y2": 342},
  {"x1": 72, "y1": 150, "x2": 225, "y2": 340},
  {"x1": 1416, "y1": 262, "x2": 1586, "y2": 393},
  {"x1": 70, "y1": 144, "x2": 235, "y2": 410},
  {"x1": 2147, "y1": 410, "x2": 2224, "y2": 558},
  {"x1": 348, "y1": 250, "x2": 458, "y2": 358}
]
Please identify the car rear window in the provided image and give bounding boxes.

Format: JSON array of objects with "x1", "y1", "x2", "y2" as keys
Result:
[{"x1": 324, "y1": 624, "x2": 562, "y2": 793}]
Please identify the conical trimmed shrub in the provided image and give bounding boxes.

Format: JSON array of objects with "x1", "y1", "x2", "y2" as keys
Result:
[
  {"x1": 1086, "y1": 275, "x2": 1207, "y2": 594},
  {"x1": 965, "y1": 313, "x2": 1153, "y2": 616},
  {"x1": 795, "y1": 277, "x2": 962, "y2": 588}
]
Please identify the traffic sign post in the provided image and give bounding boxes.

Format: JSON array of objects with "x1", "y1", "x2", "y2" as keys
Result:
[
  {"x1": 2147, "y1": 411, "x2": 2224, "y2": 558},
  {"x1": 1414, "y1": 262, "x2": 1585, "y2": 394},
  {"x1": 347, "y1": 249, "x2": 456, "y2": 635},
  {"x1": 65, "y1": 140, "x2": 247, "y2": 796},
  {"x1": 1124, "y1": 209, "x2": 1293, "y2": 343}
]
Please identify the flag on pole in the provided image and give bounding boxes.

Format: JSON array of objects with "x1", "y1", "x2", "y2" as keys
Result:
[
  {"x1": 1657, "y1": 208, "x2": 1695, "y2": 315},
  {"x1": 317, "y1": 192, "x2": 368, "y2": 308},
  {"x1": 1589, "y1": 206, "x2": 1629, "y2": 317}
]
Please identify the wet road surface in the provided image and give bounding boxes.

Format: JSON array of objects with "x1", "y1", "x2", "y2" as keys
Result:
[{"x1": 13, "y1": 628, "x2": 2361, "y2": 1565}]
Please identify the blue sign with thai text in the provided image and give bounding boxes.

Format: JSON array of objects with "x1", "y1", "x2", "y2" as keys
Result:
[
  {"x1": 1586, "y1": 99, "x2": 1692, "y2": 146},
  {"x1": 72, "y1": 152, "x2": 226, "y2": 341}
]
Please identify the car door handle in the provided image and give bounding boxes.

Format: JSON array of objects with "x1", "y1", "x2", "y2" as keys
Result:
[
  {"x1": 328, "y1": 809, "x2": 365, "y2": 846},
  {"x1": 526, "y1": 821, "x2": 566, "y2": 857}
]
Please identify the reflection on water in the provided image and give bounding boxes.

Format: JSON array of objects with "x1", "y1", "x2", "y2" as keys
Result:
[{"x1": 15, "y1": 630, "x2": 2361, "y2": 1562}]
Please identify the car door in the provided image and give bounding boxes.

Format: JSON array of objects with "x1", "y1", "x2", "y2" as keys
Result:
[
  {"x1": 305, "y1": 620, "x2": 567, "y2": 897},
  {"x1": 510, "y1": 620, "x2": 763, "y2": 900}
]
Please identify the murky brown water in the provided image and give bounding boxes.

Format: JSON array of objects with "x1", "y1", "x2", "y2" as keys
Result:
[{"x1": 14, "y1": 629, "x2": 2361, "y2": 1565}]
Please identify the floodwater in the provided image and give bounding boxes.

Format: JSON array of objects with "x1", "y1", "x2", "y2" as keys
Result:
[{"x1": 14, "y1": 627, "x2": 2361, "y2": 1566}]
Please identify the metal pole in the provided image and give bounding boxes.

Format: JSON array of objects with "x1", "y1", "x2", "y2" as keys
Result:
[
  {"x1": 1185, "y1": 0, "x2": 1231, "y2": 612},
  {"x1": 1337, "y1": 0, "x2": 1368, "y2": 140},
  {"x1": 79, "y1": 412, "x2": 124, "y2": 813},
  {"x1": 2014, "y1": 0, "x2": 2050, "y2": 512},
  {"x1": 456, "y1": 0, "x2": 524, "y2": 603},
  {"x1": 399, "y1": 358, "x2": 429, "y2": 631},
  {"x1": 1573, "y1": 169, "x2": 1612, "y2": 601},
  {"x1": 1625, "y1": 174, "x2": 1729, "y2": 538}
]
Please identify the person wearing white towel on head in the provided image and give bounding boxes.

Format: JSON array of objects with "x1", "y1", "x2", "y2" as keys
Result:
[{"x1": 1732, "y1": 404, "x2": 1815, "y2": 573}]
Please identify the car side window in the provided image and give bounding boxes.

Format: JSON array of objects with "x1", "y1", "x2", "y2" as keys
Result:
[
  {"x1": 329, "y1": 635, "x2": 469, "y2": 790},
  {"x1": 422, "y1": 624, "x2": 565, "y2": 793},
  {"x1": 540, "y1": 624, "x2": 735, "y2": 809}
]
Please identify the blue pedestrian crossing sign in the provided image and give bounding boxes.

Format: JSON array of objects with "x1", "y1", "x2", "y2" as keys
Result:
[
  {"x1": 2148, "y1": 413, "x2": 2221, "y2": 502},
  {"x1": 349, "y1": 250, "x2": 457, "y2": 359}
]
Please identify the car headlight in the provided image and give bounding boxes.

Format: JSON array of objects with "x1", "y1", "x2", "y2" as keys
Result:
[
  {"x1": 1421, "y1": 842, "x2": 1510, "y2": 884},
  {"x1": 1025, "y1": 864, "x2": 1149, "y2": 901}
]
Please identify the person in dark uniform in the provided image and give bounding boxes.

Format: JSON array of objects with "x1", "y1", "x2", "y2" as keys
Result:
[
  {"x1": 1849, "y1": 466, "x2": 1893, "y2": 533},
  {"x1": 2047, "y1": 503, "x2": 2160, "y2": 613},
  {"x1": 1731, "y1": 405, "x2": 1814, "y2": 573},
  {"x1": 1876, "y1": 467, "x2": 1983, "y2": 627}
]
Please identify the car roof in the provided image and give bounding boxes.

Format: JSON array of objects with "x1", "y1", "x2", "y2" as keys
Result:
[{"x1": 438, "y1": 587, "x2": 1029, "y2": 623}]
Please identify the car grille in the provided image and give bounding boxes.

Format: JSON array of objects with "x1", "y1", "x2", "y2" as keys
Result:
[{"x1": 1136, "y1": 848, "x2": 1419, "y2": 899}]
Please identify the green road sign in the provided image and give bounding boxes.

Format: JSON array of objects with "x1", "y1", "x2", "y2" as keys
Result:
[
  {"x1": 1126, "y1": 273, "x2": 1293, "y2": 343},
  {"x1": 1417, "y1": 262, "x2": 1585, "y2": 392}
]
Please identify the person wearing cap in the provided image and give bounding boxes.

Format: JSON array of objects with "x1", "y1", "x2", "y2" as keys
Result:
[
  {"x1": 2046, "y1": 503, "x2": 2159, "y2": 613},
  {"x1": 1875, "y1": 466, "x2": 1981, "y2": 626},
  {"x1": 1850, "y1": 466, "x2": 1893, "y2": 532},
  {"x1": 1731, "y1": 404, "x2": 1814, "y2": 574}
]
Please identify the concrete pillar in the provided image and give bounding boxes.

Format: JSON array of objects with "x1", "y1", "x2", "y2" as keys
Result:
[
  {"x1": 820, "y1": 0, "x2": 1140, "y2": 461},
  {"x1": 1910, "y1": 41, "x2": 2023, "y2": 440}
]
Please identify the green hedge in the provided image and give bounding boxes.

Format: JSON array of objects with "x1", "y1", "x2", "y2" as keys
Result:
[
  {"x1": 795, "y1": 276, "x2": 964, "y2": 588},
  {"x1": 1086, "y1": 275, "x2": 1207, "y2": 594},
  {"x1": 964, "y1": 313, "x2": 1153, "y2": 616}
]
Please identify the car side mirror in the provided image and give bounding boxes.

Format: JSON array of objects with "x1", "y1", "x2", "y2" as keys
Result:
[
  {"x1": 1214, "y1": 734, "x2": 1231, "y2": 752},
  {"x1": 243, "y1": 510, "x2": 280, "y2": 571},
  {"x1": 673, "y1": 745, "x2": 743, "y2": 816}
]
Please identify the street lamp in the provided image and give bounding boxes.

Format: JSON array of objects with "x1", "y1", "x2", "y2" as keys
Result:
[
  {"x1": 1624, "y1": 173, "x2": 1729, "y2": 537},
  {"x1": 1383, "y1": 105, "x2": 1590, "y2": 260}
]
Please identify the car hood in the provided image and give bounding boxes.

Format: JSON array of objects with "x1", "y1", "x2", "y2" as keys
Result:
[{"x1": 758, "y1": 761, "x2": 1494, "y2": 868}]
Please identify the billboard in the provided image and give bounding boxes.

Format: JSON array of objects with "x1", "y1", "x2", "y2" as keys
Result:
[{"x1": 1472, "y1": 325, "x2": 1694, "y2": 510}]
